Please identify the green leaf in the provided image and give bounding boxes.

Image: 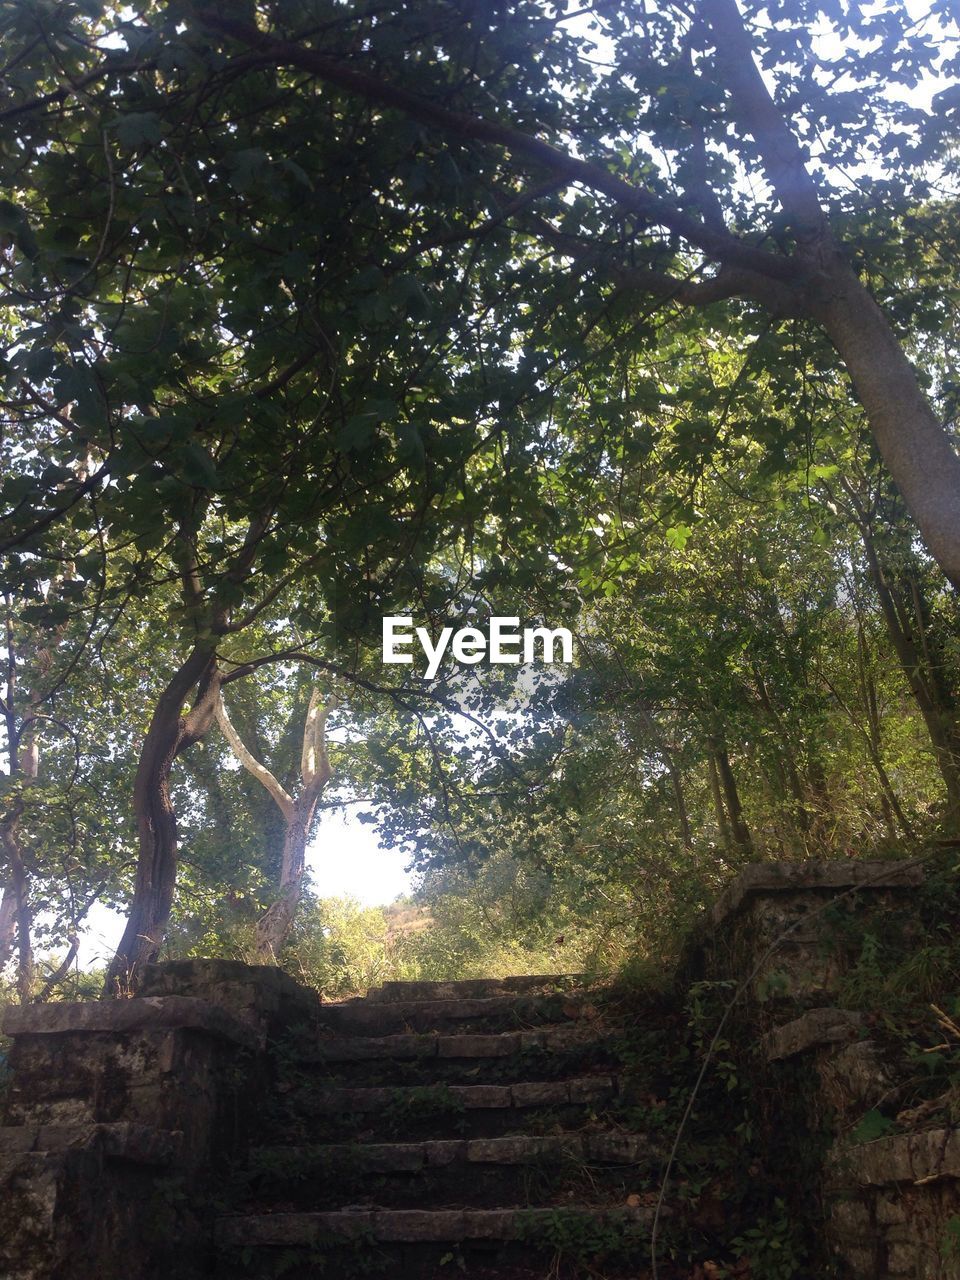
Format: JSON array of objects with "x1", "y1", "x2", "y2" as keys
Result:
[
  {"x1": 112, "y1": 112, "x2": 163, "y2": 148},
  {"x1": 851, "y1": 1110, "x2": 896, "y2": 1143},
  {"x1": 665, "y1": 524, "x2": 692, "y2": 550}
]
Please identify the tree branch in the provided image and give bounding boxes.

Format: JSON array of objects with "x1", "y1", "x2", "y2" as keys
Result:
[
  {"x1": 700, "y1": 0, "x2": 827, "y2": 237},
  {"x1": 196, "y1": 9, "x2": 801, "y2": 283},
  {"x1": 302, "y1": 686, "x2": 338, "y2": 789},
  {"x1": 216, "y1": 693, "x2": 294, "y2": 821},
  {"x1": 524, "y1": 213, "x2": 803, "y2": 316}
]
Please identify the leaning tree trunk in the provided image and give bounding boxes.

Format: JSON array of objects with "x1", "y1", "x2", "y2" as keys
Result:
[
  {"x1": 105, "y1": 645, "x2": 220, "y2": 994},
  {"x1": 255, "y1": 809, "x2": 310, "y2": 961},
  {"x1": 216, "y1": 686, "x2": 337, "y2": 964},
  {"x1": 813, "y1": 271, "x2": 960, "y2": 593}
]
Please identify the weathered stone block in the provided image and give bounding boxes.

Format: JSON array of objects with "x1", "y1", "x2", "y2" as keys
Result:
[
  {"x1": 467, "y1": 1136, "x2": 532, "y2": 1163},
  {"x1": 875, "y1": 1190, "x2": 908, "y2": 1225},
  {"x1": 510, "y1": 1081, "x2": 567, "y2": 1107},
  {"x1": 586, "y1": 1133, "x2": 652, "y2": 1162},
  {"x1": 138, "y1": 959, "x2": 319, "y2": 1039},
  {"x1": 0, "y1": 1125, "x2": 40, "y2": 1153},
  {"x1": 764, "y1": 1008, "x2": 867, "y2": 1061},
  {"x1": 438, "y1": 1032, "x2": 519, "y2": 1057},
  {"x1": 827, "y1": 1195, "x2": 872, "y2": 1241},
  {"x1": 2, "y1": 994, "x2": 256, "y2": 1047},
  {"x1": 835, "y1": 1129, "x2": 960, "y2": 1187},
  {"x1": 458, "y1": 1084, "x2": 512, "y2": 1108},
  {"x1": 568, "y1": 1075, "x2": 615, "y2": 1103},
  {"x1": 376, "y1": 1208, "x2": 464, "y2": 1241},
  {"x1": 311, "y1": 1032, "x2": 437, "y2": 1062},
  {"x1": 462, "y1": 1208, "x2": 519, "y2": 1239}
]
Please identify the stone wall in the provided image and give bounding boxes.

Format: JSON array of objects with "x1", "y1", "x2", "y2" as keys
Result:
[
  {"x1": 766, "y1": 1008, "x2": 960, "y2": 1279},
  {"x1": 684, "y1": 858, "x2": 925, "y2": 1005},
  {"x1": 0, "y1": 961, "x2": 318, "y2": 1280},
  {"x1": 680, "y1": 858, "x2": 960, "y2": 1278}
]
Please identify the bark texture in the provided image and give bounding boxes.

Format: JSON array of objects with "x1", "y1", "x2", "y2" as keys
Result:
[{"x1": 106, "y1": 646, "x2": 221, "y2": 994}]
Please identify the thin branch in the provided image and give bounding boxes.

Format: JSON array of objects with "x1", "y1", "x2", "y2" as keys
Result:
[{"x1": 216, "y1": 692, "x2": 294, "y2": 821}]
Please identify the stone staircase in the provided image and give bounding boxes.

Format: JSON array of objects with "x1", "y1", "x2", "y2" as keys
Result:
[
  {"x1": 4, "y1": 861, "x2": 946, "y2": 1280},
  {"x1": 215, "y1": 974, "x2": 664, "y2": 1278}
]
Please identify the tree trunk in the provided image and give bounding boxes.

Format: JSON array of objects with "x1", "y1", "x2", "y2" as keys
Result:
[
  {"x1": 711, "y1": 741, "x2": 753, "y2": 853},
  {"x1": 810, "y1": 269, "x2": 960, "y2": 592},
  {"x1": 664, "y1": 751, "x2": 693, "y2": 850},
  {"x1": 254, "y1": 809, "x2": 310, "y2": 961},
  {"x1": 1, "y1": 811, "x2": 32, "y2": 1002},
  {"x1": 105, "y1": 646, "x2": 220, "y2": 994},
  {"x1": 0, "y1": 883, "x2": 15, "y2": 969},
  {"x1": 702, "y1": 0, "x2": 960, "y2": 590},
  {"x1": 857, "y1": 522, "x2": 960, "y2": 824},
  {"x1": 707, "y1": 752, "x2": 732, "y2": 848},
  {"x1": 1, "y1": 681, "x2": 40, "y2": 1001},
  {"x1": 216, "y1": 685, "x2": 335, "y2": 963}
]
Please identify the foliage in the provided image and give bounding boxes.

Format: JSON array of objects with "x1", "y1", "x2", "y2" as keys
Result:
[
  {"x1": 943, "y1": 1215, "x2": 960, "y2": 1262},
  {"x1": 728, "y1": 1201, "x2": 803, "y2": 1280},
  {"x1": 1, "y1": 0, "x2": 960, "y2": 996},
  {"x1": 515, "y1": 1207, "x2": 651, "y2": 1272}
]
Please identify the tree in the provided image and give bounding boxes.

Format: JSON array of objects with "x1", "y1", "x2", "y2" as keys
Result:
[
  {"x1": 1, "y1": 0, "x2": 558, "y2": 985},
  {"x1": 195, "y1": 0, "x2": 960, "y2": 585},
  {"x1": 215, "y1": 684, "x2": 338, "y2": 958},
  {"x1": 3, "y1": 0, "x2": 960, "y2": 985},
  {"x1": 0, "y1": 556, "x2": 156, "y2": 1000}
]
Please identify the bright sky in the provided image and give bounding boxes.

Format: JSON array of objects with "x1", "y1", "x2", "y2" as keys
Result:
[{"x1": 305, "y1": 806, "x2": 417, "y2": 905}]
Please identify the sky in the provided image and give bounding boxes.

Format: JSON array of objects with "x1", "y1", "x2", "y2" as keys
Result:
[{"x1": 304, "y1": 807, "x2": 417, "y2": 906}]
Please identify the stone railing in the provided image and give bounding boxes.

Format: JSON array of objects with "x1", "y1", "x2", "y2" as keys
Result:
[
  {"x1": 691, "y1": 858, "x2": 957, "y2": 1280},
  {"x1": 765, "y1": 1006, "x2": 960, "y2": 1278},
  {"x1": 683, "y1": 858, "x2": 925, "y2": 1003}
]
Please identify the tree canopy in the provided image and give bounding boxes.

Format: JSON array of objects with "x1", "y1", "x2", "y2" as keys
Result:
[{"x1": 1, "y1": 0, "x2": 959, "y2": 996}]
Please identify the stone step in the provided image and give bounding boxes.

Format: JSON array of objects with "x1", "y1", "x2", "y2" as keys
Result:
[
  {"x1": 215, "y1": 1204, "x2": 656, "y2": 1247},
  {"x1": 240, "y1": 1132, "x2": 658, "y2": 1212},
  {"x1": 253, "y1": 1131, "x2": 653, "y2": 1174},
  {"x1": 297, "y1": 1076, "x2": 619, "y2": 1116},
  {"x1": 317, "y1": 992, "x2": 599, "y2": 1036},
  {"x1": 309, "y1": 1024, "x2": 604, "y2": 1064},
  {"x1": 366, "y1": 975, "x2": 585, "y2": 1003}
]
